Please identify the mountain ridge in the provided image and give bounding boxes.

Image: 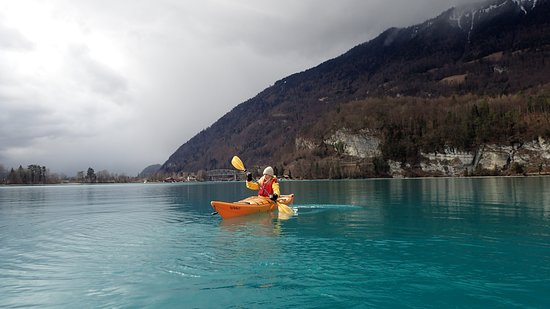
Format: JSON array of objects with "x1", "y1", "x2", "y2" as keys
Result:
[{"x1": 158, "y1": 0, "x2": 550, "y2": 178}]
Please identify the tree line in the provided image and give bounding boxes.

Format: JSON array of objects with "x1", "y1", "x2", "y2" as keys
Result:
[
  {"x1": 0, "y1": 165, "x2": 49, "y2": 185},
  {"x1": 0, "y1": 165, "x2": 135, "y2": 185}
]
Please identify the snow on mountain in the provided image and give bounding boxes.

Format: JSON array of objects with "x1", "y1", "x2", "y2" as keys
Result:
[
  {"x1": 443, "y1": 0, "x2": 542, "y2": 42},
  {"x1": 383, "y1": 0, "x2": 545, "y2": 45},
  {"x1": 511, "y1": 0, "x2": 539, "y2": 13},
  {"x1": 449, "y1": 0, "x2": 539, "y2": 26}
]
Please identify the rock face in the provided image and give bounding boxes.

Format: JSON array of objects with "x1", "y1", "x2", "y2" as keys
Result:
[
  {"x1": 419, "y1": 140, "x2": 550, "y2": 176},
  {"x1": 420, "y1": 148, "x2": 475, "y2": 176},
  {"x1": 424, "y1": 138, "x2": 550, "y2": 176},
  {"x1": 324, "y1": 129, "x2": 382, "y2": 158},
  {"x1": 317, "y1": 130, "x2": 550, "y2": 176},
  {"x1": 515, "y1": 137, "x2": 550, "y2": 162}
]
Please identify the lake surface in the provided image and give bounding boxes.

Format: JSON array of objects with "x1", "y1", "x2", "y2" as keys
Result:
[{"x1": 1, "y1": 177, "x2": 549, "y2": 308}]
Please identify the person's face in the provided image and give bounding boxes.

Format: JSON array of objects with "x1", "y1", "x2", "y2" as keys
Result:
[{"x1": 264, "y1": 174, "x2": 272, "y2": 181}]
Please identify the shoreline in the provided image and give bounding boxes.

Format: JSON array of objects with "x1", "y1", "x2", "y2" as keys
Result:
[{"x1": 2, "y1": 174, "x2": 550, "y2": 187}]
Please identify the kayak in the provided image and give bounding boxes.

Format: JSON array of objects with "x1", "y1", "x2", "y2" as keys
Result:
[{"x1": 211, "y1": 194, "x2": 295, "y2": 219}]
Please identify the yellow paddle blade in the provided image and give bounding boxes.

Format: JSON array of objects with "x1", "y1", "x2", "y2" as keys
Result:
[
  {"x1": 231, "y1": 156, "x2": 246, "y2": 171},
  {"x1": 277, "y1": 202, "x2": 294, "y2": 215},
  {"x1": 277, "y1": 211, "x2": 293, "y2": 220}
]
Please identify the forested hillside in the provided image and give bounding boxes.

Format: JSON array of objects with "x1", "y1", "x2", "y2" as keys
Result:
[{"x1": 159, "y1": 0, "x2": 550, "y2": 179}]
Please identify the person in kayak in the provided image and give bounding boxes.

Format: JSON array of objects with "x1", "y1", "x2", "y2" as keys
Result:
[{"x1": 246, "y1": 166, "x2": 280, "y2": 201}]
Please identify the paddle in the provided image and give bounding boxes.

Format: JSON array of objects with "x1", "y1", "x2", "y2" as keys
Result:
[{"x1": 231, "y1": 155, "x2": 294, "y2": 215}]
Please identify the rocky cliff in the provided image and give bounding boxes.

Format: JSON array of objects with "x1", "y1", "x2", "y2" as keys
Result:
[
  {"x1": 417, "y1": 138, "x2": 549, "y2": 176},
  {"x1": 296, "y1": 130, "x2": 550, "y2": 177}
]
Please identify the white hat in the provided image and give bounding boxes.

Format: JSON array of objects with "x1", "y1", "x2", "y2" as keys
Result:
[{"x1": 263, "y1": 166, "x2": 274, "y2": 176}]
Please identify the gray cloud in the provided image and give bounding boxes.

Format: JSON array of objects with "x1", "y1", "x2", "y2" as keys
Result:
[
  {"x1": 0, "y1": 0, "x2": 479, "y2": 175},
  {"x1": 67, "y1": 45, "x2": 129, "y2": 98},
  {"x1": 0, "y1": 20, "x2": 33, "y2": 50}
]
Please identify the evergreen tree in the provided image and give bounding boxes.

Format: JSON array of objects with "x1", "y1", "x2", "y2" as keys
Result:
[{"x1": 86, "y1": 167, "x2": 97, "y2": 183}]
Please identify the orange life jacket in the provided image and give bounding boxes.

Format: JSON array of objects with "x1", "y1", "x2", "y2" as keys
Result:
[{"x1": 258, "y1": 176, "x2": 277, "y2": 197}]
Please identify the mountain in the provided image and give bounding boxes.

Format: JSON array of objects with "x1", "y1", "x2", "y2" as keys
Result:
[
  {"x1": 138, "y1": 164, "x2": 161, "y2": 178},
  {"x1": 159, "y1": 0, "x2": 550, "y2": 178}
]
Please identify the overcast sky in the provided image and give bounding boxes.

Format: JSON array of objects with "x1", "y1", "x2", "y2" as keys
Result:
[{"x1": 0, "y1": 0, "x2": 478, "y2": 176}]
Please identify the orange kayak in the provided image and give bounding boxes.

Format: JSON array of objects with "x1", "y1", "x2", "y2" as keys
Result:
[{"x1": 211, "y1": 194, "x2": 295, "y2": 219}]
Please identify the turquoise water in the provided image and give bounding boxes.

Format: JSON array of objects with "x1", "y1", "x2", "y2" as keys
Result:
[{"x1": 1, "y1": 177, "x2": 549, "y2": 308}]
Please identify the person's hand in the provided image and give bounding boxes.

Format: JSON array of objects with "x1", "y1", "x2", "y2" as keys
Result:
[
  {"x1": 246, "y1": 172, "x2": 252, "y2": 182},
  {"x1": 270, "y1": 193, "x2": 278, "y2": 201}
]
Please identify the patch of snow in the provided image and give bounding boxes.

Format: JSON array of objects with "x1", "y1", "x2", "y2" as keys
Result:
[
  {"x1": 449, "y1": 12, "x2": 464, "y2": 29},
  {"x1": 468, "y1": 11, "x2": 476, "y2": 43},
  {"x1": 512, "y1": 0, "x2": 538, "y2": 13},
  {"x1": 482, "y1": 3, "x2": 506, "y2": 14}
]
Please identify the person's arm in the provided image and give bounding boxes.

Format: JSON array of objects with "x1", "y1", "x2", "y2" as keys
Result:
[
  {"x1": 246, "y1": 172, "x2": 259, "y2": 191},
  {"x1": 272, "y1": 180, "x2": 280, "y2": 196},
  {"x1": 269, "y1": 178, "x2": 281, "y2": 201},
  {"x1": 246, "y1": 180, "x2": 259, "y2": 191}
]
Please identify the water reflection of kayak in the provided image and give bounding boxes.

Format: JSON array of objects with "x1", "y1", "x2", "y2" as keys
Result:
[{"x1": 211, "y1": 194, "x2": 294, "y2": 219}]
